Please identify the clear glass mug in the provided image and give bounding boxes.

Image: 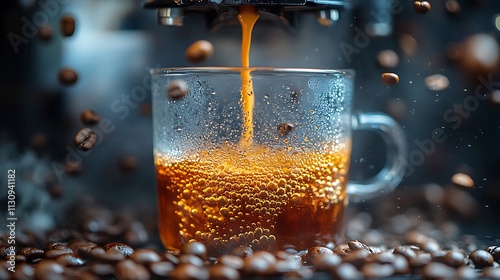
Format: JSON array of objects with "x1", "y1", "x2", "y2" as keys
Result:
[{"x1": 151, "y1": 67, "x2": 406, "y2": 256}]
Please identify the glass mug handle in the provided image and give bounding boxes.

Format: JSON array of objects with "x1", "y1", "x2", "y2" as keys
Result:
[{"x1": 347, "y1": 112, "x2": 407, "y2": 202}]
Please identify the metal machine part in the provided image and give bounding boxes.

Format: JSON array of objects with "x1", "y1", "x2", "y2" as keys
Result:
[{"x1": 144, "y1": 0, "x2": 352, "y2": 30}]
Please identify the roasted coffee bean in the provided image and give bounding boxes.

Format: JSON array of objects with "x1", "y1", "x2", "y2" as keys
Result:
[
  {"x1": 0, "y1": 245, "x2": 8, "y2": 258},
  {"x1": 393, "y1": 254, "x2": 411, "y2": 275},
  {"x1": 362, "y1": 263, "x2": 395, "y2": 278},
  {"x1": 333, "y1": 244, "x2": 351, "y2": 256},
  {"x1": 452, "y1": 173, "x2": 474, "y2": 189},
  {"x1": 130, "y1": 249, "x2": 161, "y2": 264},
  {"x1": 73, "y1": 128, "x2": 97, "y2": 151},
  {"x1": 469, "y1": 250, "x2": 494, "y2": 268},
  {"x1": 422, "y1": 240, "x2": 441, "y2": 253},
  {"x1": 277, "y1": 122, "x2": 294, "y2": 137},
  {"x1": 95, "y1": 251, "x2": 126, "y2": 263},
  {"x1": 150, "y1": 261, "x2": 175, "y2": 277},
  {"x1": 139, "y1": 103, "x2": 152, "y2": 117},
  {"x1": 170, "y1": 263, "x2": 208, "y2": 280},
  {"x1": 124, "y1": 221, "x2": 149, "y2": 246},
  {"x1": 230, "y1": 246, "x2": 253, "y2": 258},
  {"x1": 446, "y1": 0, "x2": 461, "y2": 15},
  {"x1": 75, "y1": 270, "x2": 99, "y2": 280},
  {"x1": 34, "y1": 260, "x2": 65, "y2": 280},
  {"x1": 413, "y1": 1, "x2": 431, "y2": 14},
  {"x1": 55, "y1": 253, "x2": 85, "y2": 267},
  {"x1": 181, "y1": 242, "x2": 207, "y2": 259},
  {"x1": 31, "y1": 132, "x2": 48, "y2": 150},
  {"x1": 274, "y1": 258, "x2": 302, "y2": 273},
  {"x1": 431, "y1": 250, "x2": 447, "y2": 263},
  {"x1": 0, "y1": 265, "x2": 7, "y2": 280},
  {"x1": 377, "y1": 50, "x2": 399, "y2": 68},
  {"x1": 425, "y1": 74, "x2": 450, "y2": 91},
  {"x1": 399, "y1": 34, "x2": 418, "y2": 56},
  {"x1": 80, "y1": 110, "x2": 100, "y2": 125},
  {"x1": 305, "y1": 246, "x2": 334, "y2": 264},
  {"x1": 241, "y1": 252, "x2": 275, "y2": 275},
  {"x1": 63, "y1": 163, "x2": 83, "y2": 176},
  {"x1": 115, "y1": 259, "x2": 150, "y2": 280},
  {"x1": 483, "y1": 267, "x2": 500, "y2": 279},
  {"x1": 343, "y1": 249, "x2": 371, "y2": 269},
  {"x1": 167, "y1": 79, "x2": 189, "y2": 100},
  {"x1": 20, "y1": 247, "x2": 44, "y2": 261},
  {"x1": 423, "y1": 262, "x2": 455, "y2": 279},
  {"x1": 46, "y1": 183, "x2": 64, "y2": 199},
  {"x1": 13, "y1": 263, "x2": 34, "y2": 279},
  {"x1": 103, "y1": 242, "x2": 134, "y2": 257},
  {"x1": 69, "y1": 240, "x2": 97, "y2": 252},
  {"x1": 58, "y1": 68, "x2": 78, "y2": 85},
  {"x1": 45, "y1": 243, "x2": 69, "y2": 250},
  {"x1": 90, "y1": 263, "x2": 115, "y2": 276},
  {"x1": 118, "y1": 155, "x2": 138, "y2": 173},
  {"x1": 179, "y1": 254, "x2": 204, "y2": 267},
  {"x1": 252, "y1": 251, "x2": 276, "y2": 264},
  {"x1": 487, "y1": 246, "x2": 500, "y2": 262},
  {"x1": 443, "y1": 250, "x2": 467, "y2": 267},
  {"x1": 209, "y1": 264, "x2": 240, "y2": 280},
  {"x1": 410, "y1": 252, "x2": 432, "y2": 270},
  {"x1": 164, "y1": 251, "x2": 180, "y2": 264},
  {"x1": 332, "y1": 263, "x2": 364, "y2": 280},
  {"x1": 311, "y1": 253, "x2": 342, "y2": 271},
  {"x1": 87, "y1": 247, "x2": 125, "y2": 263},
  {"x1": 456, "y1": 266, "x2": 478, "y2": 279},
  {"x1": 406, "y1": 231, "x2": 430, "y2": 245},
  {"x1": 348, "y1": 240, "x2": 371, "y2": 252},
  {"x1": 38, "y1": 25, "x2": 53, "y2": 41},
  {"x1": 60, "y1": 15, "x2": 76, "y2": 37},
  {"x1": 185, "y1": 40, "x2": 214, "y2": 63},
  {"x1": 490, "y1": 90, "x2": 500, "y2": 106},
  {"x1": 218, "y1": 255, "x2": 244, "y2": 270},
  {"x1": 77, "y1": 245, "x2": 100, "y2": 259},
  {"x1": 459, "y1": 33, "x2": 500, "y2": 76},
  {"x1": 13, "y1": 254, "x2": 27, "y2": 263},
  {"x1": 367, "y1": 251, "x2": 395, "y2": 264},
  {"x1": 45, "y1": 247, "x2": 73, "y2": 259},
  {"x1": 381, "y1": 72, "x2": 399, "y2": 86}
]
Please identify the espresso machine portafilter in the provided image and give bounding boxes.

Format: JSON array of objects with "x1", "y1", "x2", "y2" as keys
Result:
[
  {"x1": 144, "y1": 0, "x2": 393, "y2": 36},
  {"x1": 145, "y1": 0, "x2": 350, "y2": 30}
]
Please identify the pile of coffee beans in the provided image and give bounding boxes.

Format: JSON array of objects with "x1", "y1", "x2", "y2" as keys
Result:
[{"x1": 2, "y1": 234, "x2": 499, "y2": 279}]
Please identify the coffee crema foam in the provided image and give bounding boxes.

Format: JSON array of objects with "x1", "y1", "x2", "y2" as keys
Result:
[{"x1": 156, "y1": 144, "x2": 349, "y2": 255}]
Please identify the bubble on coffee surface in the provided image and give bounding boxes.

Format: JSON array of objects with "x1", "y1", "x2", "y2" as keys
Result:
[{"x1": 156, "y1": 143, "x2": 349, "y2": 255}]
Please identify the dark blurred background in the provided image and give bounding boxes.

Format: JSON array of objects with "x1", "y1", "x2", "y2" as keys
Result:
[{"x1": 1, "y1": 0, "x2": 499, "y2": 244}]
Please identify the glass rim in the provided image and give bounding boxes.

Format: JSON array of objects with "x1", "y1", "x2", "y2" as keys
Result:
[{"x1": 150, "y1": 67, "x2": 355, "y2": 77}]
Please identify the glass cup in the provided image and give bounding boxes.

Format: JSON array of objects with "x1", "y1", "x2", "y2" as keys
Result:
[{"x1": 151, "y1": 67, "x2": 406, "y2": 256}]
